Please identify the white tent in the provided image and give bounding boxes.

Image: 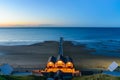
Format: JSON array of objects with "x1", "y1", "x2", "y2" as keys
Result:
[
  {"x1": 0, "y1": 64, "x2": 13, "y2": 75},
  {"x1": 108, "y1": 61, "x2": 118, "y2": 72}
]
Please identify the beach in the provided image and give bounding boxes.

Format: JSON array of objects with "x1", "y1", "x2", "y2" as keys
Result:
[{"x1": 0, "y1": 40, "x2": 120, "y2": 70}]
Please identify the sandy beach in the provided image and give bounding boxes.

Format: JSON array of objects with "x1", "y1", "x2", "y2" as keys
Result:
[{"x1": 0, "y1": 41, "x2": 120, "y2": 70}]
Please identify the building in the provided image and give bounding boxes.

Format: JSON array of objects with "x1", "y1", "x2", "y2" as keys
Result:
[{"x1": 32, "y1": 37, "x2": 80, "y2": 76}]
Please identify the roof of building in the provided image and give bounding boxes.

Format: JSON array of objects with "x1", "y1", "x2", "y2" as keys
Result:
[
  {"x1": 65, "y1": 56, "x2": 73, "y2": 63},
  {"x1": 48, "y1": 55, "x2": 73, "y2": 63},
  {"x1": 57, "y1": 55, "x2": 66, "y2": 63},
  {"x1": 48, "y1": 56, "x2": 56, "y2": 63}
]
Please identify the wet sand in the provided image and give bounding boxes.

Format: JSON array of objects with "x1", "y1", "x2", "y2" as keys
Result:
[{"x1": 0, "y1": 41, "x2": 120, "y2": 69}]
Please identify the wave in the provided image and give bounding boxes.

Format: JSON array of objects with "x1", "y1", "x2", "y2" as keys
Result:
[
  {"x1": 0, "y1": 39, "x2": 120, "y2": 46},
  {"x1": 0, "y1": 40, "x2": 44, "y2": 46}
]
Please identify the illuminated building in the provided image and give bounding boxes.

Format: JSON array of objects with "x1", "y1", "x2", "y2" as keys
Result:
[{"x1": 32, "y1": 37, "x2": 80, "y2": 76}]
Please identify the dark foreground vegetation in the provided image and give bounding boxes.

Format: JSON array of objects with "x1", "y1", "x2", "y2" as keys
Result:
[
  {"x1": 0, "y1": 75, "x2": 46, "y2": 80},
  {"x1": 0, "y1": 74, "x2": 120, "y2": 80},
  {"x1": 73, "y1": 74, "x2": 120, "y2": 80}
]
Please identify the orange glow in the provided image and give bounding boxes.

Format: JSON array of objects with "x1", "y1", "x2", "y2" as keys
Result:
[
  {"x1": 55, "y1": 60, "x2": 66, "y2": 68},
  {"x1": 0, "y1": 22, "x2": 43, "y2": 27},
  {"x1": 66, "y1": 62, "x2": 73, "y2": 68},
  {"x1": 33, "y1": 61, "x2": 80, "y2": 76},
  {"x1": 43, "y1": 60, "x2": 77, "y2": 73},
  {"x1": 58, "y1": 61, "x2": 63, "y2": 64},
  {"x1": 47, "y1": 61, "x2": 54, "y2": 68}
]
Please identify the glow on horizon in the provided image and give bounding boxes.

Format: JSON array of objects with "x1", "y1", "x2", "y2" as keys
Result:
[
  {"x1": 0, "y1": 0, "x2": 120, "y2": 27},
  {"x1": 0, "y1": 5, "x2": 57, "y2": 27}
]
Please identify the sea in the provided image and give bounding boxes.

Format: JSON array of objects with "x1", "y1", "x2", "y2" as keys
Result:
[
  {"x1": 0, "y1": 27, "x2": 120, "y2": 57},
  {"x1": 0, "y1": 27, "x2": 120, "y2": 43}
]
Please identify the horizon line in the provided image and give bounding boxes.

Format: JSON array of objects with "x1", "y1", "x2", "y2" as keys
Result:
[{"x1": 0, "y1": 26, "x2": 120, "y2": 28}]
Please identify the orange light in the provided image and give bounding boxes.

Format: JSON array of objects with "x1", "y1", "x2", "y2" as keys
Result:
[
  {"x1": 49, "y1": 62, "x2": 53, "y2": 65},
  {"x1": 67, "y1": 62, "x2": 71, "y2": 64},
  {"x1": 58, "y1": 61, "x2": 63, "y2": 64},
  {"x1": 47, "y1": 61, "x2": 55, "y2": 68}
]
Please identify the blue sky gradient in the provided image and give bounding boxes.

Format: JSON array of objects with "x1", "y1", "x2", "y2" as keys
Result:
[{"x1": 0, "y1": 0, "x2": 120, "y2": 27}]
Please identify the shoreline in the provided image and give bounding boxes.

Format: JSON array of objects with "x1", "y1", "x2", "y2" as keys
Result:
[{"x1": 0, "y1": 40, "x2": 120, "y2": 70}]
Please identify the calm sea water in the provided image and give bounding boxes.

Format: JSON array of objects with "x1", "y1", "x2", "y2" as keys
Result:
[{"x1": 0, "y1": 27, "x2": 120, "y2": 42}]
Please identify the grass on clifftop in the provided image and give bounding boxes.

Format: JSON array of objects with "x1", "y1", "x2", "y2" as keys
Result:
[
  {"x1": 0, "y1": 75, "x2": 46, "y2": 80},
  {"x1": 73, "y1": 74, "x2": 120, "y2": 80},
  {"x1": 0, "y1": 74, "x2": 120, "y2": 80}
]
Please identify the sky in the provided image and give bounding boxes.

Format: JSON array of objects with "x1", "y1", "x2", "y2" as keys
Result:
[{"x1": 0, "y1": 0, "x2": 120, "y2": 27}]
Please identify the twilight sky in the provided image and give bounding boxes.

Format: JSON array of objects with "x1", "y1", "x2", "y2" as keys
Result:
[{"x1": 0, "y1": 0, "x2": 120, "y2": 27}]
